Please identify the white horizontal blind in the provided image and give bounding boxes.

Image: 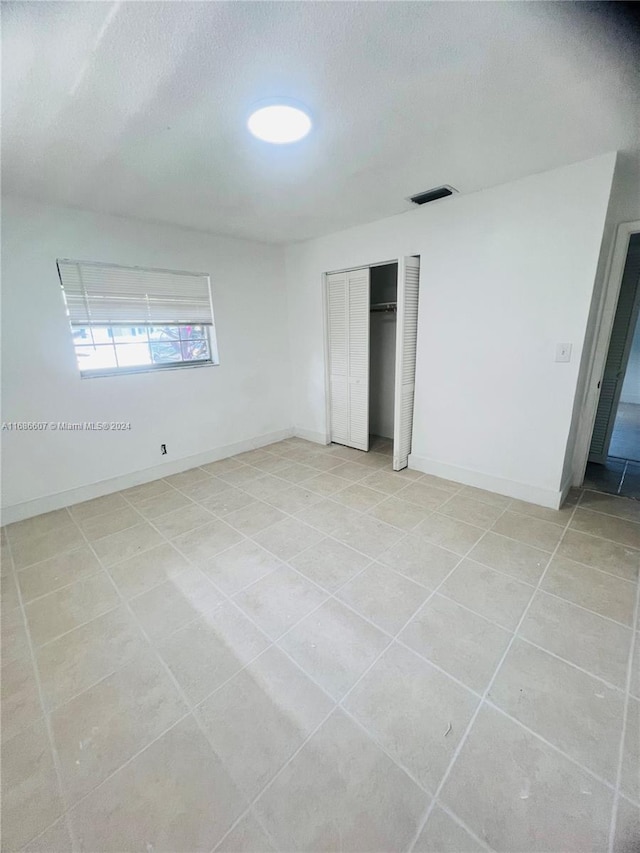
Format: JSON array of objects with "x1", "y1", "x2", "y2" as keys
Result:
[{"x1": 57, "y1": 260, "x2": 213, "y2": 326}]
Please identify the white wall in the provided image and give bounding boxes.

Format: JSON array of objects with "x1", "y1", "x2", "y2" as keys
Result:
[
  {"x1": 369, "y1": 313, "x2": 396, "y2": 439},
  {"x1": 1, "y1": 196, "x2": 292, "y2": 521},
  {"x1": 286, "y1": 153, "x2": 617, "y2": 507}
]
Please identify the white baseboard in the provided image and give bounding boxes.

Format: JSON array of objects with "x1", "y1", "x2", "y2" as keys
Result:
[
  {"x1": 408, "y1": 454, "x2": 565, "y2": 510},
  {"x1": 1, "y1": 428, "x2": 294, "y2": 524},
  {"x1": 558, "y1": 474, "x2": 576, "y2": 507},
  {"x1": 293, "y1": 427, "x2": 330, "y2": 445}
]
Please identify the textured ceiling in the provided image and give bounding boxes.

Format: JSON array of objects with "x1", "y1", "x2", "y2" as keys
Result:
[{"x1": 2, "y1": 1, "x2": 639, "y2": 243}]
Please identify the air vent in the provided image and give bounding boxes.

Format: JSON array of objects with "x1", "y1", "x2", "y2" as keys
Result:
[{"x1": 409, "y1": 185, "x2": 457, "y2": 205}]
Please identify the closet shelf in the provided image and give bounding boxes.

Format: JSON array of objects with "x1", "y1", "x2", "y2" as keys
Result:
[{"x1": 370, "y1": 301, "x2": 397, "y2": 313}]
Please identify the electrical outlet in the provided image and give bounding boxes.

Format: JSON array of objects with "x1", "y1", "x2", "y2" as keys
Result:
[{"x1": 160, "y1": 444, "x2": 167, "y2": 455}]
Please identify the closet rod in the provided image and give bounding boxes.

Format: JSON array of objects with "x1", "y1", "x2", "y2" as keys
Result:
[{"x1": 370, "y1": 301, "x2": 397, "y2": 313}]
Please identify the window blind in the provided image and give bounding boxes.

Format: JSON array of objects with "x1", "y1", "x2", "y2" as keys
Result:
[{"x1": 56, "y1": 260, "x2": 214, "y2": 326}]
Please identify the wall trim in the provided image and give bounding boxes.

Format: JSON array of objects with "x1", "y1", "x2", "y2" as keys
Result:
[
  {"x1": 571, "y1": 219, "x2": 640, "y2": 485},
  {"x1": 294, "y1": 427, "x2": 329, "y2": 445},
  {"x1": 408, "y1": 453, "x2": 564, "y2": 509},
  {"x1": 1, "y1": 428, "x2": 293, "y2": 524},
  {"x1": 558, "y1": 473, "x2": 575, "y2": 508}
]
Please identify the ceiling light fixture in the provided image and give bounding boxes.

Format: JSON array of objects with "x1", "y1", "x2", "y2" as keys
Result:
[{"x1": 247, "y1": 102, "x2": 312, "y2": 144}]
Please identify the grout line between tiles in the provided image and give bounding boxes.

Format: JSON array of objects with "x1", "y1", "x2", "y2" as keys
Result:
[
  {"x1": 3, "y1": 534, "x2": 81, "y2": 853},
  {"x1": 218, "y1": 486, "x2": 640, "y2": 848},
  {"x1": 208, "y1": 704, "x2": 338, "y2": 853},
  {"x1": 2, "y1": 446, "x2": 626, "y2": 661},
  {"x1": 24, "y1": 599, "x2": 124, "y2": 651},
  {"x1": 225, "y1": 556, "x2": 490, "y2": 708},
  {"x1": 221, "y1": 506, "x2": 512, "y2": 848},
  {"x1": 607, "y1": 553, "x2": 640, "y2": 853},
  {"x1": 321, "y1": 574, "x2": 626, "y2": 799},
  {"x1": 29, "y1": 508, "x2": 278, "y2": 848},
  {"x1": 5, "y1": 440, "x2": 638, "y2": 852},
  {"x1": 14, "y1": 565, "x2": 108, "y2": 607},
  {"x1": 24, "y1": 710, "x2": 196, "y2": 853},
  {"x1": 19, "y1": 554, "x2": 631, "y2": 745},
  {"x1": 225, "y1": 501, "x2": 494, "y2": 653},
  {"x1": 579, "y1": 486, "x2": 640, "y2": 517},
  {"x1": 75, "y1": 516, "x2": 147, "y2": 543},
  {"x1": 4, "y1": 518, "x2": 76, "y2": 549},
  {"x1": 462, "y1": 552, "x2": 636, "y2": 629},
  {"x1": 616, "y1": 788, "x2": 640, "y2": 812},
  {"x1": 545, "y1": 552, "x2": 638, "y2": 585},
  {"x1": 10, "y1": 459, "x2": 607, "y2": 582},
  {"x1": 0, "y1": 450, "x2": 563, "y2": 671},
  {"x1": 427, "y1": 586, "x2": 630, "y2": 691},
  {"x1": 500, "y1": 634, "x2": 628, "y2": 694},
  {"x1": 434, "y1": 800, "x2": 497, "y2": 852},
  {"x1": 8, "y1": 543, "x2": 98, "y2": 575},
  {"x1": 618, "y1": 461, "x2": 628, "y2": 497},
  {"x1": 406, "y1": 492, "x2": 585, "y2": 852},
  {"x1": 18, "y1": 711, "x2": 195, "y2": 853},
  {"x1": 481, "y1": 699, "x2": 619, "y2": 792},
  {"x1": 198, "y1": 464, "x2": 495, "y2": 850}
]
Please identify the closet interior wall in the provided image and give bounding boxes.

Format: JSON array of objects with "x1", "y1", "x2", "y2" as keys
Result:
[{"x1": 369, "y1": 263, "x2": 398, "y2": 441}]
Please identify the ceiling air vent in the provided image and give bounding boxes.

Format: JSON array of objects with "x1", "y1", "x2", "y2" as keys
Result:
[{"x1": 409, "y1": 185, "x2": 457, "y2": 205}]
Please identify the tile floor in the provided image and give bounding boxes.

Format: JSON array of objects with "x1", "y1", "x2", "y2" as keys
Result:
[
  {"x1": 585, "y1": 459, "x2": 640, "y2": 501},
  {"x1": 1, "y1": 436, "x2": 639, "y2": 853},
  {"x1": 610, "y1": 403, "x2": 640, "y2": 465}
]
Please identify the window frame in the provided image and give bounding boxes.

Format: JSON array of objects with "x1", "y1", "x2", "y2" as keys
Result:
[
  {"x1": 56, "y1": 259, "x2": 220, "y2": 379},
  {"x1": 73, "y1": 323, "x2": 219, "y2": 379}
]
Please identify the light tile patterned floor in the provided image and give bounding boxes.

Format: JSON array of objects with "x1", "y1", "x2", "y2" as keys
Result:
[{"x1": 1, "y1": 436, "x2": 639, "y2": 853}]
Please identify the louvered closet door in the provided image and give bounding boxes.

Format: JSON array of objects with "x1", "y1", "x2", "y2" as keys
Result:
[
  {"x1": 327, "y1": 268, "x2": 370, "y2": 451},
  {"x1": 327, "y1": 272, "x2": 349, "y2": 446},
  {"x1": 393, "y1": 256, "x2": 420, "y2": 470},
  {"x1": 589, "y1": 237, "x2": 640, "y2": 462},
  {"x1": 346, "y1": 268, "x2": 370, "y2": 451}
]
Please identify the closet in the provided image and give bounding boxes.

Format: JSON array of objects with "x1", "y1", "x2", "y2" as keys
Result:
[
  {"x1": 370, "y1": 264, "x2": 398, "y2": 444},
  {"x1": 326, "y1": 256, "x2": 420, "y2": 470}
]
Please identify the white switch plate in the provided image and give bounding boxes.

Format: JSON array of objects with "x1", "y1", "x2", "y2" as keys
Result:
[{"x1": 555, "y1": 342, "x2": 572, "y2": 363}]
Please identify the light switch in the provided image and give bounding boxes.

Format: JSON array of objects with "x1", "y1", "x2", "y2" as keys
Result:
[{"x1": 555, "y1": 342, "x2": 572, "y2": 363}]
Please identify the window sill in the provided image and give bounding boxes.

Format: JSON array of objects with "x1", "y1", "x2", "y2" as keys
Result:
[{"x1": 80, "y1": 361, "x2": 219, "y2": 379}]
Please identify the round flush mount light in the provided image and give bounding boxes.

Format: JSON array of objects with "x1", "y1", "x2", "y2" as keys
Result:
[{"x1": 247, "y1": 102, "x2": 312, "y2": 144}]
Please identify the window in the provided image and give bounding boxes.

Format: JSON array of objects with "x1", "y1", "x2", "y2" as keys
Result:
[{"x1": 57, "y1": 260, "x2": 219, "y2": 376}]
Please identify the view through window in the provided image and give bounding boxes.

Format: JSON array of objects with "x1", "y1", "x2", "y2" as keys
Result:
[{"x1": 72, "y1": 325, "x2": 212, "y2": 373}]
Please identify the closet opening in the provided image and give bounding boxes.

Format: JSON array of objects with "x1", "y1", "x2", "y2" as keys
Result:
[
  {"x1": 325, "y1": 256, "x2": 420, "y2": 470},
  {"x1": 369, "y1": 263, "x2": 398, "y2": 460}
]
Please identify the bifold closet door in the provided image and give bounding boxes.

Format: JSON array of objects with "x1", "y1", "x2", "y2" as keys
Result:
[
  {"x1": 327, "y1": 268, "x2": 370, "y2": 451},
  {"x1": 393, "y1": 256, "x2": 420, "y2": 470}
]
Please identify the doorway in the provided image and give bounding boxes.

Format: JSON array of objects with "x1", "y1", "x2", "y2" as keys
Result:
[
  {"x1": 325, "y1": 256, "x2": 420, "y2": 471},
  {"x1": 586, "y1": 232, "x2": 640, "y2": 497}
]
